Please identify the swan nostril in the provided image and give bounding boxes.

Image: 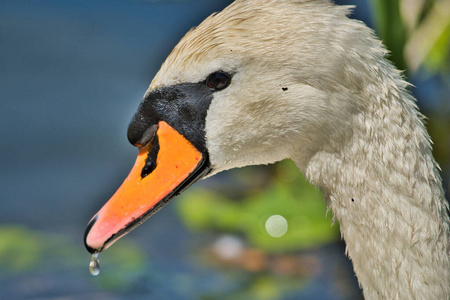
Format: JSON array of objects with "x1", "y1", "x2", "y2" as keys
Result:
[
  {"x1": 139, "y1": 125, "x2": 158, "y2": 148},
  {"x1": 141, "y1": 134, "x2": 160, "y2": 178},
  {"x1": 141, "y1": 163, "x2": 155, "y2": 178},
  {"x1": 127, "y1": 123, "x2": 157, "y2": 147}
]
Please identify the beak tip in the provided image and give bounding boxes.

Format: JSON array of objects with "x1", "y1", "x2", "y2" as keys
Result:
[{"x1": 84, "y1": 215, "x2": 101, "y2": 254}]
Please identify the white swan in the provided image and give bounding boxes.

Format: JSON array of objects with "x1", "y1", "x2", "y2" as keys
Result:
[{"x1": 84, "y1": 0, "x2": 450, "y2": 298}]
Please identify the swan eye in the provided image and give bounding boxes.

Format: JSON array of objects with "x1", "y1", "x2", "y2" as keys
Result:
[{"x1": 206, "y1": 71, "x2": 231, "y2": 90}]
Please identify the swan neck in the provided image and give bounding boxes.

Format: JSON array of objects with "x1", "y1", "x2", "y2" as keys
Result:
[{"x1": 301, "y1": 75, "x2": 450, "y2": 299}]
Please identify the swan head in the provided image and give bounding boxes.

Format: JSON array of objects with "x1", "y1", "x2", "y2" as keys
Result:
[
  {"x1": 85, "y1": 0, "x2": 374, "y2": 253},
  {"x1": 154, "y1": 0, "x2": 368, "y2": 173}
]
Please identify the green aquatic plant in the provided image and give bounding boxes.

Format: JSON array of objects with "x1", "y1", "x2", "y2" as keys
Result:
[
  {"x1": 0, "y1": 226, "x2": 43, "y2": 273},
  {"x1": 176, "y1": 160, "x2": 340, "y2": 253},
  {"x1": 0, "y1": 225, "x2": 146, "y2": 291},
  {"x1": 371, "y1": 0, "x2": 450, "y2": 73}
]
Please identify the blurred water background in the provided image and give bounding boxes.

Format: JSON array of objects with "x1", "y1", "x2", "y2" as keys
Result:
[{"x1": 0, "y1": 0, "x2": 449, "y2": 299}]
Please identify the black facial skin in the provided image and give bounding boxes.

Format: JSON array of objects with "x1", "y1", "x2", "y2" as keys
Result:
[{"x1": 128, "y1": 81, "x2": 217, "y2": 153}]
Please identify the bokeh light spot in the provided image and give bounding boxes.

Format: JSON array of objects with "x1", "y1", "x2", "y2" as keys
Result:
[{"x1": 265, "y1": 215, "x2": 288, "y2": 238}]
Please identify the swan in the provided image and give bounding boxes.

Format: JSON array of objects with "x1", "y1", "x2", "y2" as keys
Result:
[{"x1": 84, "y1": 0, "x2": 450, "y2": 298}]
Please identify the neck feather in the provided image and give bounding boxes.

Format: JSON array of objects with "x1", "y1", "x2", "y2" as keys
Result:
[{"x1": 299, "y1": 67, "x2": 450, "y2": 299}]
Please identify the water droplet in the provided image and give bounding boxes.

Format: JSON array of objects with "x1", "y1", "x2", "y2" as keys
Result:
[{"x1": 89, "y1": 253, "x2": 100, "y2": 276}]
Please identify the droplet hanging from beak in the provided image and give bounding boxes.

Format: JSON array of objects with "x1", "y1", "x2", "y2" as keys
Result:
[{"x1": 89, "y1": 253, "x2": 100, "y2": 276}]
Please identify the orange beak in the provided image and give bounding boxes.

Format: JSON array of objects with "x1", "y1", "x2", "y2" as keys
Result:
[{"x1": 84, "y1": 121, "x2": 209, "y2": 253}]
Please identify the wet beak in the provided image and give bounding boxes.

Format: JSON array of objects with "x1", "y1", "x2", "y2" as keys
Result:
[{"x1": 84, "y1": 121, "x2": 209, "y2": 253}]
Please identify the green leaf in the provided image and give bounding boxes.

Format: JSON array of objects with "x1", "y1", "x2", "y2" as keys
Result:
[{"x1": 370, "y1": 0, "x2": 408, "y2": 70}]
